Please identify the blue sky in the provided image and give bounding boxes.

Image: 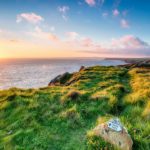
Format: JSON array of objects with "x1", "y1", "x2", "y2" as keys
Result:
[{"x1": 0, "y1": 0, "x2": 150, "y2": 58}]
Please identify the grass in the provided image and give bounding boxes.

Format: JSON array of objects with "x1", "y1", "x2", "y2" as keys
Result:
[{"x1": 0, "y1": 66, "x2": 150, "y2": 150}]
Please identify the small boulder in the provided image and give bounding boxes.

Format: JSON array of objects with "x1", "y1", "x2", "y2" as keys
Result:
[
  {"x1": 48, "y1": 74, "x2": 61, "y2": 86},
  {"x1": 79, "y1": 66, "x2": 85, "y2": 71},
  {"x1": 48, "y1": 72, "x2": 72, "y2": 86},
  {"x1": 93, "y1": 118, "x2": 133, "y2": 150}
]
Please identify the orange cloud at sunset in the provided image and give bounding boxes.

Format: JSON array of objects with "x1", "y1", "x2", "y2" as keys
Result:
[{"x1": 0, "y1": 25, "x2": 150, "y2": 59}]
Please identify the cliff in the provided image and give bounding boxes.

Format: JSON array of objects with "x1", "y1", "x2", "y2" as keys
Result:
[{"x1": 0, "y1": 64, "x2": 150, "y2": 150}]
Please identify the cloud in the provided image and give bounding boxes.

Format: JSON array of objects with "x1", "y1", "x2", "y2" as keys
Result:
[
  {"x1": 58, "y1": 6, "x2": 69, "y2": 20},
  {"x1": 16, "y1": 13, "x2": 44, "y2": 24},
  {"x1": 0, "y1": 29, "x2": 29, "y2": 50},
  {"x1": 28, "y1": 26, "x2": 59, "y2": 42},
  {"x1": 81, "y1": 37, "x2": 94, "y2": 47},
  {"x1": 62, "y1": 15, "x2": 68, "y2": 21},
  {"x1": 9, "y1": 39, "x2": 21, "y2": 43},
  {"x1": 0, "y1": 28, "x2": 21, "y2": 41},
  {"x1": 58, "y1": 6, "x2": 69, "y2": 13},
  {"x1": 113, "y1": 9, "x2": 120, "y2": 16},
  {"x1": 85, "y1": 0, "x2": 105, "y2": 7},
  {"x1": 50, "y1": 26, "x2": 55, "y2": 32},
  {"x1": 85, "y1": 0, "x2": 96, "y2": 6},
  {"x1": 78, "y1": 35, "x2": 150, "y2": 57},
  {"x1": 1, "y1": 27, "x2": 150, "y2": 57},
  {"x1": 111, "y1": 35, "x2": 149, "y2": 50},
  {"x1": 66, "y1": 32, "x2": 79, "y2": 40},
  {"x1": 120, "y1": 19, "x2": 129, "y2": 28},
  {"x1": 109, "y1": 35, "x2": 150, "y2": 56},
  {"x1": 64, "y1": 34, "x2": 99, "y2": 50}
]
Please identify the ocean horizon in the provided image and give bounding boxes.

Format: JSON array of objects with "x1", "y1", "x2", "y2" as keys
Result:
[{"x1": 0, "y1": 58, "x2": 126, "y2": 90}]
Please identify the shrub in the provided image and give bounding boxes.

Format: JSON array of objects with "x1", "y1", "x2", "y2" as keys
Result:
[
  {"x1": 61, "y1": 90, "x2": 82, "y2": 104},
  {"x1": 67, "y1": 90, "x2": 81, "y2": 100}
]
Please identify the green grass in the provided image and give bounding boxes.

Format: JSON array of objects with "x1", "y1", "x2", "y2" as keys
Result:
[{"x1": 0, "y1": 66, "x2": 150, "y2": 150}]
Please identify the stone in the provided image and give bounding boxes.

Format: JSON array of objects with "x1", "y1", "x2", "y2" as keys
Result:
[
  {"x1": 48, "y1": 74, "x2": 62, "y2": 86},
  {"x1": 93, "y1": 118, "x2": 133, "y2": 150},
  {"x1": 48, "y1": 72, "x2": 72, "y2": 86},
  {"x1": 79, "y1": 66, "x2": 85, "y2": 71}
]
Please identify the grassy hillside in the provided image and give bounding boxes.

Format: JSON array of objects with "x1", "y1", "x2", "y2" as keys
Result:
[{"x1": 0, "y1": 66, "x2": 150, "y2": 150}]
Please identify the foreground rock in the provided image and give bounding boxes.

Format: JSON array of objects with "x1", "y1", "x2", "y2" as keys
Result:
[
  {"x1": 93, "y1": 118, "x2": 133, "y2": 150},
  {"x1": 48, "y1": 72, "x2": 72, "y2": 86}
]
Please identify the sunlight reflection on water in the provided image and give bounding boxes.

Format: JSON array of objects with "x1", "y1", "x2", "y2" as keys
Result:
[{"x1": 0, "y1": 58, "x2": 126, "y2": 89}]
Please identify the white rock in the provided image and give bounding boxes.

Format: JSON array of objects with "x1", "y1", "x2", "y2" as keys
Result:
[{"x1": 93, "y1": 118, "x2": 133, "y2": 150}]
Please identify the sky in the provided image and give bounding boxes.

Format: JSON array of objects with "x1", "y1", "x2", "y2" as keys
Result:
[{"x1": 0, "y1": 0, "x2": 150, "y2": 58}]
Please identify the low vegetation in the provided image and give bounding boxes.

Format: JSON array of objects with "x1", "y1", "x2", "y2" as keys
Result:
[{"x1": 0, "y1": 66, "x2": 150, "y2": 150}]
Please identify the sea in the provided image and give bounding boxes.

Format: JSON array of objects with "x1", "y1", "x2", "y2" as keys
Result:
[{"x1": 0, "y1": 58, "x2": 126, "y2": 90}]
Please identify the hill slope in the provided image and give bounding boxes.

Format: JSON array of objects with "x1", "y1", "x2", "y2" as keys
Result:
[{"x1": 0, "y1": 66, "x2": 150, "y2": 150}]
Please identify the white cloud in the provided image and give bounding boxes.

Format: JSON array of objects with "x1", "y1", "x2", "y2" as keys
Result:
[
  {"x1": 81, "y1": 37, "x2": 94, "y2": 47},
  {"x1": 111, "y1": 35, "x2": 149, "y2": 49},
  {"x1": 58, "y1": 6, "x2": 70, "y2": 20},
  {"x1": 0, "y1": 28, "x2": 20, "y2": 40},
  {"x1": 85, "y1": 0, "x2": 105, "y2": 7},
  {"x1": 28, "y1": 26, "x2": 59, "y2": 42},
  {"x1": 113, "y1": 9, "x2": 120, "y2": 16},
  {"x1": 50, "y1": 26, "x2": 55, "y2": 32},
  {"x1": 16, "y1": 13, "x2": 44, "y2": 24},
  {"x1": 1, "y1": 27, "x2": 150, "y2": 57},
  {"x1": 66, "y1": 32, "x2": 79, "y2": 40},
  {"x1": 79, "y1": 35, "x2": 150, "y2": 57},
  {"x1": 62, "y1": 15, "x2": 68, "y2": 21},
  {"x1": 58, "y1": 6, "x2": 69, "y2": 13},
  {"x1": 120, "y1": 19, "x2": 129, "y2": 28},
  {"x1": 85, "y1": 0, "x2": 96, "y2": 6}
]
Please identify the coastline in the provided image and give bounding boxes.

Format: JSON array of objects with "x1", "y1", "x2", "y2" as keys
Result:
[
  {"x1": 0, "y1": 58, "x2": 126, "y2": 90},
  {"x1": 0, "y1": 57, "x2": 150, "y2": 90},
  {"x1": 0, "y1": 64, "x2": 150, "y2": 149}
]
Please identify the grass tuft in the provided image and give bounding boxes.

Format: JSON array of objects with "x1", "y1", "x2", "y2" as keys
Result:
[{"x1": 0, "y1": 66, "x2": 150, "y2": 150}]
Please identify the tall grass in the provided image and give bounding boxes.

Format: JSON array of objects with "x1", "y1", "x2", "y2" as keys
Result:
[{"x1": 0, "y1": 66, "x2": 150, "y2": 149}]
